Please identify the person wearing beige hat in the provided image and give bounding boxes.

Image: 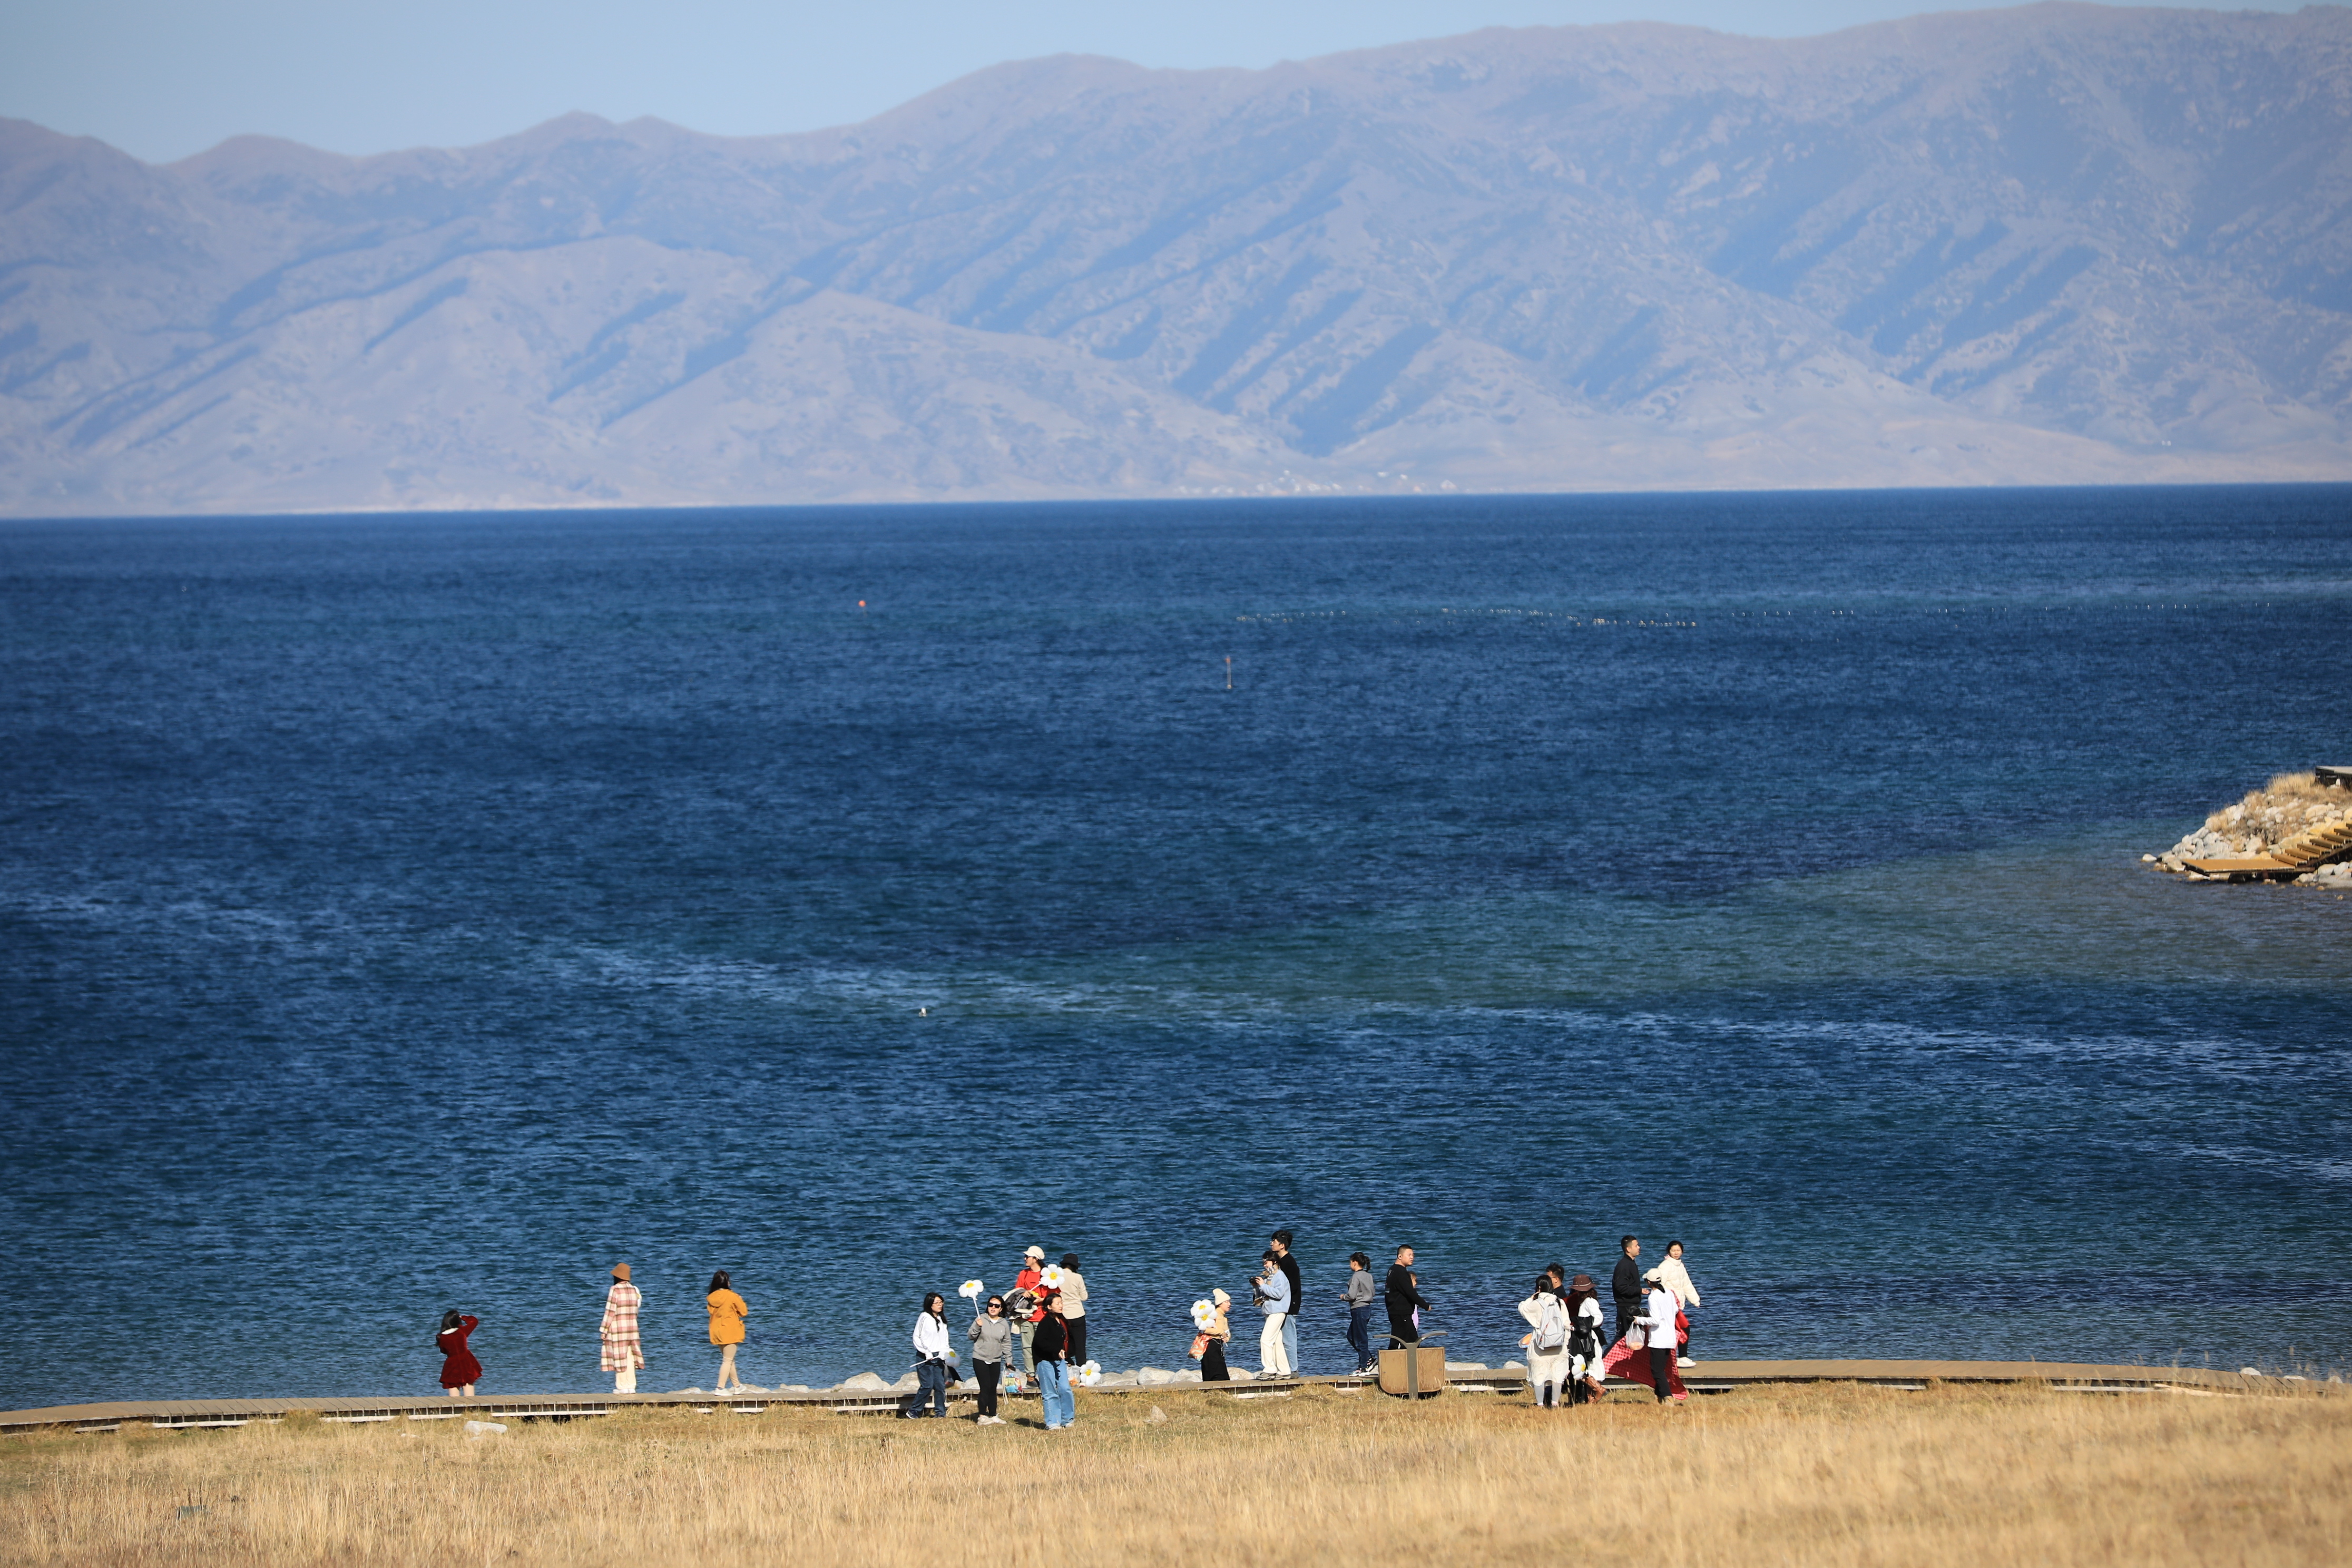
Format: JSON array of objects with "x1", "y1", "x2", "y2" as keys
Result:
[
  {"x1": 601, "y1": 1263, "x2": 645, "y2": 1394},
  {"x1": 1201, "y1": 1289, "x2": 1233, "y2": 1382}
]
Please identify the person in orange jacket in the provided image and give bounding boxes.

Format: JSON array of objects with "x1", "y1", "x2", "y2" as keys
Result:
[{"x1": 707, "y1": 1270, "x2": 749, "y2": 1393}]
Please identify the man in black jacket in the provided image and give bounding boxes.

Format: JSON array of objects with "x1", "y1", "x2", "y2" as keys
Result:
[
  {"x1": 1611, "y1": 1235, "x2": 1643, "y2": 1345},
  {"x1": 1384, "y1": 1245, "x2": 1430, "y2": 1346},
  {"x1": 1270, "y1": 1230, "x2": 1304, "y2": 1373}
]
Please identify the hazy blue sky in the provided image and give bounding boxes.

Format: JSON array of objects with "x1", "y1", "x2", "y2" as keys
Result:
[{"x1": 2, "y1": 1, "x2": 2310, "y2": 164}]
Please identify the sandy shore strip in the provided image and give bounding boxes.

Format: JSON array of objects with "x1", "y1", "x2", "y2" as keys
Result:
[{"x1": 0, "y1": 1358, "x2": 2306, "y2": 1434}]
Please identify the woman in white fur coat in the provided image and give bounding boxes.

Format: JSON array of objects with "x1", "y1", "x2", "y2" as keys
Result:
[{"x1": 1517, "y1": 1265, "x2": 1583, "y2": 1408}]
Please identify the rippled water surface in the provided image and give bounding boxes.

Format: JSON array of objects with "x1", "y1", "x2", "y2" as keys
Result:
[{"x1": 3, "y1": 487, "x2": 2348, "y2": 1409}]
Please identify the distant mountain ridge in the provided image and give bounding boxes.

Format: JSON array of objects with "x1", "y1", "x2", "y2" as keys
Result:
[{"x1": 5, "y1": 2, "x2": 2351, "y2": 514}]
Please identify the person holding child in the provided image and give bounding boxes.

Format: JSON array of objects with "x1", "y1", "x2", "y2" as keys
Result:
[{"x1": 1011, "y1": 1246, "x2": 1046, "y2": 1373}]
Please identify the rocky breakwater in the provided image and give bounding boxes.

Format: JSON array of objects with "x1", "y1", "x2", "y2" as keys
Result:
[{"x1": 2148, "y1": 771, "x2": 2352, "y2": 887}]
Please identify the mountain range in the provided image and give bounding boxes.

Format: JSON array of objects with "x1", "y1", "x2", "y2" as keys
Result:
[{"x1": 5, "y1": 2, "x2": 2352, "y2": 514}]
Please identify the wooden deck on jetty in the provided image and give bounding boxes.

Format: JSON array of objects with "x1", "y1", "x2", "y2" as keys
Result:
[{"x1": 0, "y1": 1361, "x2": 2299, "y2": 1435}]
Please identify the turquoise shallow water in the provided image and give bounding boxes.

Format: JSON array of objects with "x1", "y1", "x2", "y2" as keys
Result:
[{"x1": 1, "y1": 486, "x2": 2347, "y2": 1407}]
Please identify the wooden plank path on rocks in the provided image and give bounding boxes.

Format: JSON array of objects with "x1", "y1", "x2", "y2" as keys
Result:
[{"x1": 0, "y1": 1360, "x2": 2299, "y2": 1434}]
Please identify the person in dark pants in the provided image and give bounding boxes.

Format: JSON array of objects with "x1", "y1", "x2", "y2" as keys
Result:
[
  {"x1": 966, "y1": 1293, "x2": 1013, "y2": 1425},
  {"x1": 1611, "y1": 1235, "x2": 1643, "y2": 1345},
  {"x1": 1384, "y1": 1245, "x2": 1430, "y2": 1347},
  {"x1": 1057, "y1": 1253, "x2": 1090, "y2": 1367},
  {"x1": 1640, "y1": 1269, "x2": 1686, "y2": 1404},
  {"x1": 1270, "y1": 1230, "x2": 1303, "y2": 1373},
  {"x1": 1342, "y1": 1252, "x2": 1377, "y2": 1374},
  {"x1": 909, "y1": 1292, "x2": 953, "y2": 1418},
  {"x1": 1201, "y1": 1289, "x2": 1233, "y2": 1381}
]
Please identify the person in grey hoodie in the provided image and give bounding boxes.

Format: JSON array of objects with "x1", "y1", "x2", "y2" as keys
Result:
[
  {"x1": 1342, "y1": 1252, "x2": 1378, "y2": 1374},
  {"x1": 967, "y1": 1294, "x2": 1014, "y2": 1425}
]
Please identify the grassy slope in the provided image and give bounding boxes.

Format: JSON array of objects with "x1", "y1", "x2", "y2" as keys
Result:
[{"x1": 4, "y1": 1381, "x2": 2346, "y2": 1566}]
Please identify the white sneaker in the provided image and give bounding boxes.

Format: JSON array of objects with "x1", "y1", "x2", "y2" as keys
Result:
[{"x1": 1678, "y1": 1357, "x2": 1696, "y2": 1368}]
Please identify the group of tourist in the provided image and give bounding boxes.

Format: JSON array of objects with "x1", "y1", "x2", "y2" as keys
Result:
[
  {"x1": 939, "y1": 1246, "x2": 1092, "y2": 1428},
  {"x1": 430, "y1": 1233, "x2": 1705, "y2": 1418},
  {"x1": 1512, "y1": 1236, "x2": 1703, "y2": 1408}
]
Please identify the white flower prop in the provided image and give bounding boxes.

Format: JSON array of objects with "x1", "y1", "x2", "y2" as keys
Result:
[
  {"x1": 1078, "y1": 1360, "x2": 1102, "y2": 1386},
  {"x1": 958, "y1": 1279, "x2": 984, "y2": 1300},
  {"x1": 1040, "y1": 1266, "x2": 1066, "y2": 1290},
  {"x1": 1190, "y1": 1299, "x2": 1217, "y2": 1329}
]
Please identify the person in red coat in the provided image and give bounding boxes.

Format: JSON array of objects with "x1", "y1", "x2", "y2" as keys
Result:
[{"x1": 437, "y1": 1310, "x2": 481, "y2": 1397}]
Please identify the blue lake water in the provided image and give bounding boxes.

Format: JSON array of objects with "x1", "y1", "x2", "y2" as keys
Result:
[{"x1": 2, "y1": 486, "x2": 2348, "y2": 1410}]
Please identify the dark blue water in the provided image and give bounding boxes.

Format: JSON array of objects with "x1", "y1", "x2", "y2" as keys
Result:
[{"x1": 3, "y1": 487, "x2": 2348, "y2": 1411}]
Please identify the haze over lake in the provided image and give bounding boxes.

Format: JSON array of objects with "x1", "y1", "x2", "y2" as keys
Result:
[
  {"x1": 6, "y1": 5, "x2": 2352, "y2": 516},
  {"x1": 3, "y1": 485, "x2": 2347, "y2": 1410}
]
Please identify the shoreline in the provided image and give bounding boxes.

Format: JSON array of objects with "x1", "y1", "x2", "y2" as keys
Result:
[{"x1": 1, "y1": 1357, "x2": 2307, "y2": 1436}]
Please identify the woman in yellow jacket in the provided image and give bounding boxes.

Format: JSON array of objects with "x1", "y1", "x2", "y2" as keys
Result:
[{"x1": 707, "y1": 1270, "x2": 749, "y2": 1393}]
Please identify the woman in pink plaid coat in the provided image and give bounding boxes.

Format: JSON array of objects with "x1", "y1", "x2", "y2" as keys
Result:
[{"x1": 602, "y1": 1263, "x2": 644, "y2": 1393}]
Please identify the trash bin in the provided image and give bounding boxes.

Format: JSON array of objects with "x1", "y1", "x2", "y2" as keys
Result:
[{"x1": 1378, "y1": 1333, "x2": 1448, "y2": 1398}]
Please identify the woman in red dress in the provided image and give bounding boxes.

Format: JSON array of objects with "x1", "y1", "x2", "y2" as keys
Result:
[{"x1": 437, "y1": 1310, "x2": 481, "y2": 1397}]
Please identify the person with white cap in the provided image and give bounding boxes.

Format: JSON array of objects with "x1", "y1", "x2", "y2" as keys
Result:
[
  {"x1": 1639, "y1": 1268, "x2": 1688, "y2": 1404},
  {"x1": 601, "y1": 1263, "x2": 644, "y2": 1394},
  {"x1": 1009, "y1": 1246, "x2": 1046, "y2": 1373}
]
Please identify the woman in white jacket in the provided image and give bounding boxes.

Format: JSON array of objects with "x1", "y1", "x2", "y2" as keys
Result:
[
  {"x1": 909, "y1": 1293, "x2": 955, "y2": 1418},
  {"x1": 1517, "y1": 1270, "x2": 1575, "y2": 1408},
  {"x1": 1639, "y1": 1269, "x2": 1687, "y2": 1403},
  {"x1": 1655, "y1": 1241, "x2": 1701, "y2": 1368}
]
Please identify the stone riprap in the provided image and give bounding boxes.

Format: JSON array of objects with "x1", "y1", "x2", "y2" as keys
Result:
[{"x1": 2151, "y1": 771, "x2": 2352, "y2": 885}]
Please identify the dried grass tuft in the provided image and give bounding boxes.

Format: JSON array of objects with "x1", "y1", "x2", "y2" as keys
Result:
[{"x1": 2204, "y1": 770, "x2": 2352, "y2": 846}]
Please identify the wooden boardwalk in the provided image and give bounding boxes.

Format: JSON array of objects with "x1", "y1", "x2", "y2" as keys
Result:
[{"x1": 0, "y1": 1360, "x2": 2292, "y2": 1434}]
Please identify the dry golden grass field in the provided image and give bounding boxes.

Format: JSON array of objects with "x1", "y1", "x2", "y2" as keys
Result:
[{"x1": 3, "y1": 1379, "x2": 2346, "y2": 1567}]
